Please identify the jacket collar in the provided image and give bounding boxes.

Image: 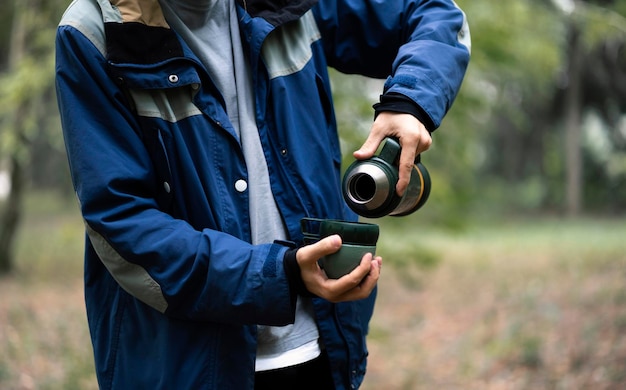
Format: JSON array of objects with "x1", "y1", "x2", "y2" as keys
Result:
[
  {"x1": 104, "y1": 0, "x2": 318, "y2": 64},
  {"x1": 110, "y1": 0, "x2": 170, "y2": 27},
  {"x1": 108, "y1": 0, "x2": 319, "y2": 27},
  {"x1": 237, "y1": 0, "x2": 318, "y2": 27}
]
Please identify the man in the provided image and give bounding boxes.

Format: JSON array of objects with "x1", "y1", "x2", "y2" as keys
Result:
[{"x1": 55, "y1": 0, "x2": 470, "y2": 388}]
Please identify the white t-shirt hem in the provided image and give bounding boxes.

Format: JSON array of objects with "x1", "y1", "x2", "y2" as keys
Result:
[{"x1": 255, "y1": 339, "x2": 322, "y2": 372}]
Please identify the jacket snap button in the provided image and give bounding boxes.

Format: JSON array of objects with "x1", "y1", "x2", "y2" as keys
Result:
[
  {"x1": 168, "y1": 74, "x2": 179, "y2": 83},
  {"x1": 234, "y1": 179, "x2": 248, "y2": 192}
]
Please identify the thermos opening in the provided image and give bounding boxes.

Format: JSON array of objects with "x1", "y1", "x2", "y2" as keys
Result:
[{"x1": 349, "y1": 173, "x2": 377, "y2": 203}]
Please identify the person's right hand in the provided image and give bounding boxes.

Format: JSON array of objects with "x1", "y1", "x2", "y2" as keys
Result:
[
  {"x1": 354, "y1": 112, "x2": 432, "y2": 196},
  {"x1": 296, "y1": 235, "x2": 381, "y2": 302}
]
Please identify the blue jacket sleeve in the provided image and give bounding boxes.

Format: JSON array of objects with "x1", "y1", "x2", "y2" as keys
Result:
[
  {"x1": 55, "y1": 24, "x2": 294, "y2": 326},
  {"x1": 313, "y1": 0, "x2": 471, "y2": 129}
]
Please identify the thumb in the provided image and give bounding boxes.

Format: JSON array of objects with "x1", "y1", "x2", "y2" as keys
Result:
[
  {"x1": 353, "y1": 133, "x2": 384, "y2": 160},
  {"x1": 297, "y1": 235, "x2": 342, "y2": 267}
]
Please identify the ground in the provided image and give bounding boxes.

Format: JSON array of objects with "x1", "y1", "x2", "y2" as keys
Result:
[{"x1": 1, "y1": 201, "x2": 625, "y2": 389}]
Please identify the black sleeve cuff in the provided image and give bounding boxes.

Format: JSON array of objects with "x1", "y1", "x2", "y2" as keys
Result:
[
  {"x1": 281, "y1": 247, "x2": 317, "y2": 305},
  {"x1": 373, "y1": 92, "x2": 435, "y2": 132}
]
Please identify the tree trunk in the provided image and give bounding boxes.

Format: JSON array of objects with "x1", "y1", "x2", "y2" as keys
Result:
[
  {"x1": 0, "y1": 0, "x2": 28, "y2": 274},
  {"x1": 564, "y1": 21, "x2": 583, "y2": 216},
  {"x1": 0, "y1": 157, "x2": 23, "y2": 274}
]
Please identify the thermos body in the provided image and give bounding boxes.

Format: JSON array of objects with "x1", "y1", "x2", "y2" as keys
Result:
[{"x1": 342, "y1": 138, "x2": 431, "y2": 218}]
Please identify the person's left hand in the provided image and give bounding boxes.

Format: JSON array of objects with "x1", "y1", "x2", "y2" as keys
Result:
[
  {"x1": 296, "y1": 235, "x2": 381, "y2": 303},
  {"x1": 353, "y1": 112, "x2": 432, "y2": 196}
]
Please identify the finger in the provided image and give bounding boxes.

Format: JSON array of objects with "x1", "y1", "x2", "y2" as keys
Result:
[
  {"x1": 296, "y1": 234, "x2": 342, "y2": 268},
  {"x1": 320, "y1": 252, "x2": 376, "y2": 300},
  {"x1": 396, "y1": 129, "x2": 431, "y2": 196},
  {"x1": 357, "y1": 255, "x2": 382, "y2": 293},
  {"x1": 353, "y1": 126, "x2": 386, "y2": 160},
  {"x1": 415, "y1": 128, "x2": 432, "y2": 155},
  {"x1": 329, "y1": 255, "x2": 381, "y2": 302},
  {"x1": 396, "y1": 146, "x2": 417, "y2": 196}
]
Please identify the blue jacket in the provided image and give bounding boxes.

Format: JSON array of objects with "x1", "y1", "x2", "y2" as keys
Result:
[{"x1": 55, "y1": 0, "x2": 470, "y2": 388}]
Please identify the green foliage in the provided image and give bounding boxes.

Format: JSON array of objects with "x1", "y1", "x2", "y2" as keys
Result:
[
  {"x1": 0, "y1": 56, "x2": 56, "y2": 160},
  {"x1": 0, "y1": 2, "x2": 14, "y2": 71},
  {"x1": 453, "y1": 0, "x2": 626, "y2": 213},
  {"x1": 0, "y1": 0, "x2": 61, "y2": 162},
  {"x1": 329, "y1": 69, "x2": 383, "y2": 160},
  {"x1": 464, "y1": 0, "x2": 564, "y2": 96},
  {"x1": 575, "y1": 1, "x2": 626, "y2": 48},
  {"x1": 0, "y1": 0, "x2": 68, "y2": 274}
]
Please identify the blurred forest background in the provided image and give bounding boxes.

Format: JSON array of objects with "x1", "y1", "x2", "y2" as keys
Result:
[{"x1": 0, "y1": 0, "x2": 625, "y2": 389}]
